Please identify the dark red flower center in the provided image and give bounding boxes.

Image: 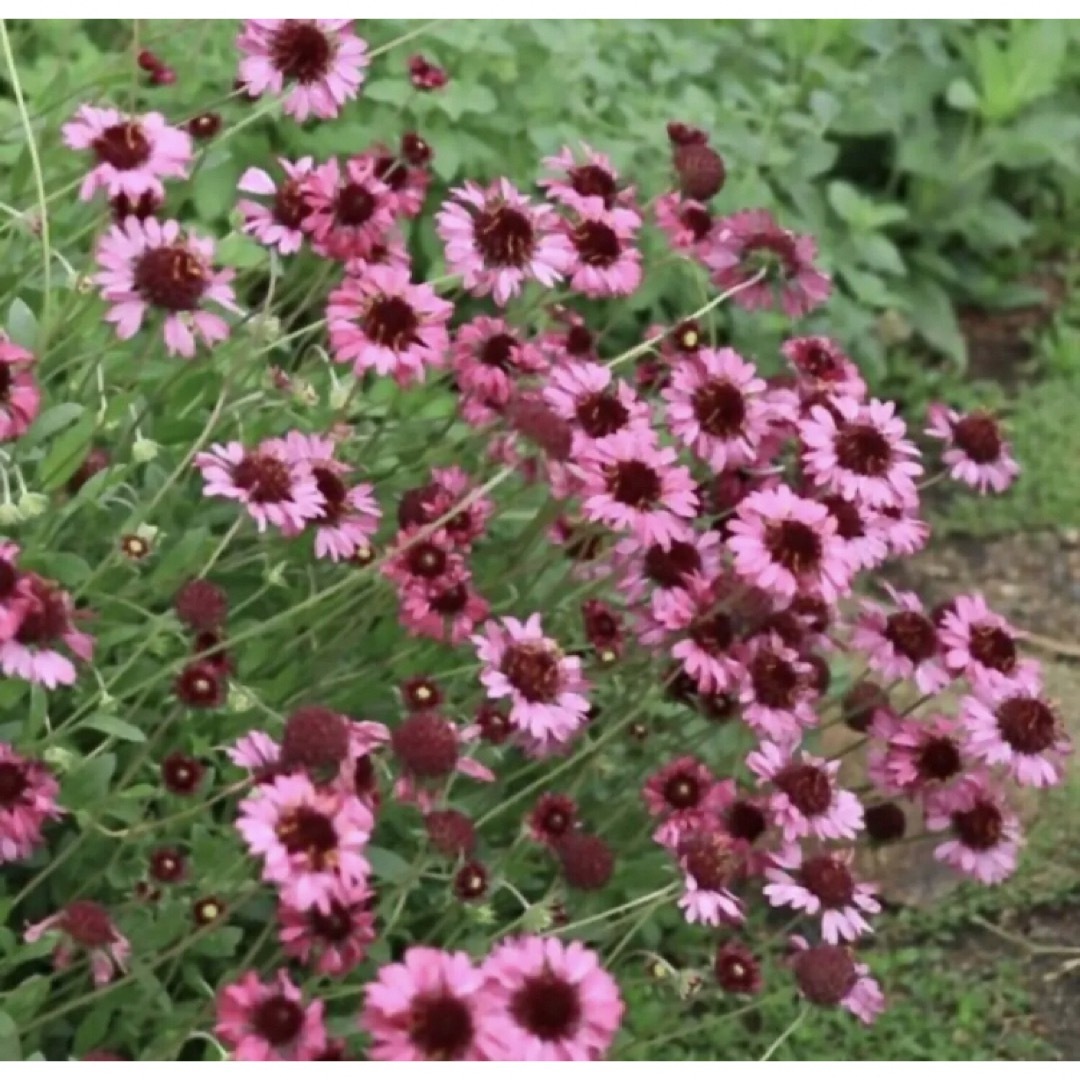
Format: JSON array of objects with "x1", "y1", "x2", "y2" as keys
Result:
[
  {"x1": 765, "y1": 520, "x2": 823, "y2": 575},
  {"x1": 996, "y1": 696, "x2": 1057, "y2": 755},
  {"x1": 575, "y1": 390, "x2": 629, "y2": 438},
  {"x1": 352, "y1": 754, "x2": 376, "y2": 798},
  {"x1": 680, "y1": 832, "x2": 739, "y2": 890},
  {"x1": 407, "y1": 992, "x2": 475, "y2": 1059},
  {"x1": 62, "y1": 901, "x2": 116, "y2": 948},
  {"x1": 693, "y1": 380, "x2": 746, "y2": 438},
  {"x1": 406, "y1": 541, "x2": 448, "y2": 579},
  {"x1": 479, "y1": 333, "x2": 517, "y2": 370},
  {"x1": 884, "y1": 610, "x2": 938, "y2": 663},
  {"x1": 473, "y1": 205, "x2": 535, "y2": 268},
  {"x1": 793, "y1": 945, "x2": 857, "y2": 1005},
  {"x1": 510, "y1": 974, "x2": 581, "y2": 1042},
  {"x1": 502, "y1": 642, "x2": 561, "y2": 702},
  {"x1": 0, "y1": 365, "x2": 11, "y2": 402},
  {"x1": 643, "y1": 540, "x2": 700, "y2": 588},
  {"x1": 800, "y1": 855, "x2": 855, "y2": 907},
  {"x1": 335, "y1": 182, "x2": 377, "y2": 227},
  {"x1": 572, "y1": 220, "x2": 620, "y2": 267},
  {"x1": 308, "y1": 901, "x2": 353, "y2": 943},
  {"x1": 313, "y1": 467, "x2": 347, "y2": 523},
  {"x1": 749, "y1": 651, "x2": 800, "y2": 709},
  {"x1": 364, "y1": 294, "x2": 419, "y2": 351},
  {"x1": 822, "y1": 495, "x2": 864, "y2": 540},
  {"x1": 253, "y1": 994, "x2": 305, "y2": 1045},
  {"x1": 233, "y1": 453, "x2": 293, "y2": 504},
  {"x1": 953, "y1": 800, "x2": 1004, "y2": 851},
  {"x1": 918, "y1": 736, "x2": 962, "y2": 781},
  {"x1": 133, "y1": 245, "x2": 208, "y2": 312},
  {"x1": 373, "y1": 153, "x2": 408, "y2": 191},
  {"x1": 743, "y1": 230, "x2": 800, "y2": 281},
  {"x1": 431, "y1": 581, "x2": 468, "y2": 615},
  {"x1": 727, "y1": 800, "x2": 766, "y2": 843},
  {"x1": 663, "y1": 773, "x2": 701, "y2": 810},
  {"x1": 690, "y1": 611, "x2": 735, "y2": 655},
  {"x1": 607, "y1": 460, "x2": 661, "y2": 509},
  {"x1": 953, "y1": 412, "x2": 1003, "y2": 463},
  {"x1": 13, "y1": 580, "x2": 70, "y2": 646},
  {"x1": 564, "y1": 324, "x2": 594, "y2": 355},
  {"x1": 835, "y1": 422, "x2": 892, "y2": 477},
  {"x1": 796, "y1": 341, "x2": 843, "y2": 381},
  {"x1": 92, "y1": 121, "x2": 151, "y2": 170},
  {"x1": 273, "y1": 178, "x2": 307, "y2": 229},
  {"x1": 969, "y1": 623, "x2": 1016, "y2": 673},
  {"x1": 270, "y1": 21, "x2": 334, "y2": 83},
  {"x1": 679, "y1": 206, "x2": 712, "y2": 242},
  {"x1": 0, "y1": 761, "x2": 29, "y2": 807},
  {"x1": 775, "y1": 764, "x2": 832, "y2": 816},
  {"x1": 568, "y1": 164, "x2": 617, "y2": 207},
  {"x1": 276, "y1": 806, "x2": 338, "y2": 869}
]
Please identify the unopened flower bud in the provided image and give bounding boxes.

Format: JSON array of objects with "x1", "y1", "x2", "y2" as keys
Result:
[
  {"x1": 17, "y1": 491, "x2": 48, "y2": 519},
  {"x1": 132, "y1": 433, "x2": 160, "y2": 463}
]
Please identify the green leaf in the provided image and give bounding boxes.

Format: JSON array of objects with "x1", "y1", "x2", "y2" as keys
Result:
[
  {"x1": 37, "y1": 414, "x2": 98, "y2": 492},
  {"x1": 82, "y1": 713, "x2": 147, "y2": 743},
  {"x1": 945, "y1": 78, "x2": 979, "y2": 112},
  {"x1": 21, "y1": 402, "x2": 85, "y2": 449},
  {"x1": 6, "y1": 298, "x2": 38, "y2": 350},
  {"x1": 62, "y1": 754, "x2": 117, "y2": 810},
  {"x1": 0, "y1": 1010, "x2": 21, "y2": 1061},
  {"x1": 366, "y1": 844, "x2": 412, "y2": 883},
  {"x1": 216, "y1": 233, "x2": 268, "y2": 270},
  {"x1": 900, "y1": 278, "x2": 967, "y2": 367}
]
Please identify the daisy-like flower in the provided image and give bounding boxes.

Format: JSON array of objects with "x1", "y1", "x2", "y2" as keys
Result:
[
  {"x1": 472, "y1": 614, "x2": 591, "y2": 755},
  {"x1": 662, "y1": 347, "x2": 771, "y2": 471},
  {"x1": 818, "y1": 494, "x2": 889, "y2": 572},
  {"x1": 926, "y1": 405, "x2": 1019, "y2": 494},
  {"x1": 0, "y1": 574, "x2": 93, "y2": 688},
  {"x1": 727, "y1": 484, "x2": 852, "y2": 603},
  {"x1": 676, "y1": 829, "x2": 746, "y2": 927},
  {"x1": 747, "y1": 743, "x2": 864, "y2": 843},
  {"x1": 215, "y1": 969, "x2": 327, "y2": 1061},
  {"x1": 852, "y1": 584, "x2": 949, "y2": 694},
  {"x1": 543, "y1": 360, "x2": 651, "y2": 450},
  {"x1": 398, "y1": 465, "x2": 495, "y2": 550},
  {"x1": 450, "y1": 316, "x2": 548, "y2": 409},
  {"x1": 789, "y1": 937, "x2": 885, "y2": 1025},
  {"x1": 94, "y1": 217, "x2": 238, "y2": 358},
  {"x1": 327, "y1": 265, "x2": 452, "y2": 386},
  {"x1": 867, "y1": 710, "x2": 965, "y2": 797},
  {"x1": 540, "y1": 144, "x2": 634, "y2": 211},
  {"x1": 563, "y1": 199, "x2": 643, "y2": 298},
  {"x1": 737, "y1": 632, "x2": 818, "y2": 745},
  {"x1": 939, "y1": 592, "x2": 1036, "y2": 691},
  {"x1": 765, "y1": 848, "x2": 880, "y2": 943},
  {"x1": 400, "y1": 567, "x2": 491, "y2": 645},
  {"x1": 227, "y1": 730, "x2": 282, "y2": 781},
  {"x1": 362, "y1": 946, "x2": 499, "y2": 1061},
  {"x1": 653, "y1": 192, "x2": 717, "y2": 258},
  {"x1": 196, "y1": 439, "x2": 325, "y2": 534},
  {"x1": 0, "y1": 341, "x2": 41, "y2": 442},
  {"x1": 62, "y1": 106, "x2": 192, "y2": 202},
  {"x1": 800, "y1": 396, "x2": 922, "y2": 509},
  {"x1": 278, "y1": 881, "x2": 375, "y2": 976},
  {"x1": 0, "y1": 742, "x2": 62, "y2": 864},
  {"x1": 528, "y1": 792, "x2": 580, "y2": 847},
  {"x1": 879, "y1": 497, "x2": 930, "y2": 557},
  {"x1": 360, "y1": 142, "x2": 431, "y2": 220},
  {"x1": 237, "y1": 156, "x2": 314, "y2": 255},
  {"x1": 272, "y1": 431, "x2": 381, "y2": 562},
  {"x1": 300, "y1": 156, "x2": 395, "y2": 263},
  {"x1": 925, "y1": 774, "x2": 1022, "y2": 884},
  {"x1": 615, "y1": 528, "x2": 724, "y2": 605},
  {"x1": 705, "y1": 208, "x2": 831, "y2": 318},
  {"x1": 643, "y1": 756, "x2": 732, "y2": 849},
  {"x1": 236, "y1": 19, "x2": 368, "y2": 121},
  {"x1": 382, "y1": 526, "x2": 462, "y2": 592},
  {"x1": 236, "y1": 772, "x2": 373, "y2": 912},
  {"x1": 579, "y1": 429, "x2": 698, "y2": 549},
  {"x1": 961, "y1": 675, "x2": 1070, "y2": 788},
  {"x1": 436, "y1": 179, "x2": 572, "y2": 306},
  {"x1": 482, "y1": 936, "x2": 624, "y2": 1061},
  {"x1": 25, "y1": 901, "x2": 129, "y2": 986},
  {"x1": 781, "y1": 336, "x2": 867, "y2": 404}
]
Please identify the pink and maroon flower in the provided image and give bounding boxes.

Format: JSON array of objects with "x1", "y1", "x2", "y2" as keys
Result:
[
  {"x1": 400, "y1": 567, "x2": 491, "y2": 645},
  {"x1": 926, "y1": 405, "x2": 1019, "y2": 494},
  {"x1": 62, "y1": 106, "x2": 192, "y2": 202},
  {"x1": 25, "y1": 901, "x2": 129, "y2": 986},
  {"x1": 278, "y1": 880, "x2": 375, "y2": 976},
  {"x1": 0, "y1": 742, "x2": 62, "y2": 864},
  {"x1": 643, "y1": 756, "x2": 732, "y2": 849},
  {"x1": 540, "y1": 144, "x2": 634, "y2": 212},
  {"x1": 737, "y1": 632, "x2": 818, "y2": 745},
  {"x1": 408, "y1": 54, "x2": 449, "y2": 92},
  {"x1": 939, "y1": 593, "x2": 1035, "y2": 692},
  {"x1": 300, "y1": 156, "x2": 395, "y2": 262},
  {"x1": 236, "y1": 20, "x2": 368, "y2": 121},
  {"x1": 237, "y1": 156, "x2": 315, "y2": 255},
  {"x1": 867, "y1": 709, "x2": 965, "y2": 797},
  {"x1": 562, "y1": 199, "x2": 643, "y2": 298},
  {"x1": 852, "y1": 585, "x2": 949, "y2": 694},
  {"x1": 782, "y1": 336, "x2": 867, "y2": 404},
  {"x1": 216, "y1": 969, "x2": 327, "y2": 1061},
  {"x1": 328, "y1": 265, "x2": 452, "y2": 386},
  {"x1": 436, "y1": 179, "x2": 572, "y2": 306},
  {"x1": 925, "y1": 775, "x2": 1022, "y2": 884},
  {"x1": 94, "y1": 217, "x2": 238, "y2": 358},
  {"x1": 0, "y1": 340, "x2": 41, "y2": 442},
  {"x1": 451, "y1": 316, "x2": 548, "y2": 409},
  {"x1": 0, "y1": 573, "x2": 93, "y2": 688},
  {"x1": 654, "y1": 192, "x2": 717, "y2": 258},
  {"x1": 676, "y1": 829, "x2": 746, "y2": 926}
]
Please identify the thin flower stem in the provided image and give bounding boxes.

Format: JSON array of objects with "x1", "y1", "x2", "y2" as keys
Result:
[
  {"x1": 555, "y1": 883, "x2": 678, "y2": 937},
  {"x1": 759, "y1": 1003, "x2": 810, "y2": 1060},
  {"x1": 367, "y1": 20, "x2": 444, "y2": 61}
]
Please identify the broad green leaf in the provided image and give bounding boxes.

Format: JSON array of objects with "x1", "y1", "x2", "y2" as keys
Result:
[
  {"x1": 82, "y1": 712, "x2": 147, "y2": 743},
  {"x1": 6, "y1": 298, "x2": 38, "y2": 350}
]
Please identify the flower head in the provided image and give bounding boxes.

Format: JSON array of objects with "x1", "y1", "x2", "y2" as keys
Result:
[
  {"x1": 300, "y1": 156, "x2": 396, "y2": 262},
  {"x1": 926, "y1": 405, "x2": 1019, "y2": 494},
  {"x1": 25, "y1": 901, "x2": 129, "y2": 986},
  {"x1": 216, "y1": 969, "x2": 327, "y2": 1060},
  {"x1": 278, "y1": 880, "x2": 375, "y2": 976},
  {"x1": 237, "y1": 156, "x2": 314, "y2": 255},
  {"x1": 0, "y1": 742, "x2": 62, "y2": 864},
  {"x1": 563, "y1": 200, "x2": 643, "y2": 298},
  {"x1": 925, "y1": 775, "x2": 1022, "y2": 885},
  {"x1": 0, "y1": 341, "x2": 41, "y2": 442}
]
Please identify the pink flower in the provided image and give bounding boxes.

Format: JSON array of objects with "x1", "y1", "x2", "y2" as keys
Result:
[
  {"x1": 451, "y1": 316, "x2": 548, "y2": 412},
  {"x1": 236, "y1": 20, "x2": 368, "y2": 121},
  {"x1": 781, "y1": 336, "x2": 867, "y2": 404},
  {"x1": 382, "y1": 526, "x2": 463, "y2": 591},
  {"x1": 961, "y1": 676, "x2": 1070, "y2": 788},
  {"x1": 94, "y1": 217, "x2": 237, "y2": 358},
  {"x1": 925, "y1": 775, "x2": 1022, "y2": 884},
  {"x1": 654, "y1": 192, "x2": 717, "y2": 258},
  {"x1": 789, "y1": 937, "x2": 884, "y2": 1024},
  {"x1": 227, "y1": 730, "x2": 281, "y2": 776},
  {"x1": 482, "y1": 936, "x2": 624, "y2": 1060},
  {"x1": 399, "y1": 568, "x2": 491, "y2": 645},
  {"x1": 765, "y1": 848, "x2": 880, "y2": 943},
  {"x1": 0, "y1": 742, "x2": 62, "y2": 864},
  {"x1": 62, "y1": 106, "x2": 192, "y2": 202},
  {"x1": 938, "y1": 592, "x2": 1037, "y2": 692},
  {"x1": 852, "y1": 585, "x2": 949, "y2": 694},
  {"x1": 540, "y1": 144, "x2": 634, "y2": 211},
  {"x1": 543, "y1": 360, "x2": 651, "y2": 457},
  {"x1": 818, "y1": 494, "x2": 890, "y2": 572},
  {"x1": 236, "y1": 772, "x2": 372, "y2": 912},
  {"x1": 748, "y1": 743, "x2": 864, "y2": 843},
  {"x1": 278, "y1": 880, "x2": 375, "y2": 976},
  {"x1": 676, "y1": 830, "x2": 746, "y2": 927},
  {"x1": 237, "y1": 156, "x2": 314, "y2": 255},
  {"x1": 867, "y1": 710, "x2": 966, "y2": 797},
  {"x1": 705, "y1": 208, "x2": 831, "y2": 318},
  {"x1": 800, "y1": 396, "x2": 922, "y2": 509},
  {"x1": 562, "y1": 199, "x2": 643, "y2": 298},
  {"x1": 0, "y1": 574, "x2": 93, "y2": 688},
  {"x1": 727, "y1": 484, "x2": 852, "y2": 603},
  {"x1": 215, "y1": 969, "x2": 327, "y2": 1061},
  {"x1": 357, "y1": 143, "x2": 431, "y2": 219},
  {"x1": 579, "y1": 429, "x2": 698, "y2": 549},
  {"x1": 662, "y1": 347, "x2": 771, "y2": 470},
  {"x1": 643, "y1": 756, "x2": 732, "y2": 848},
  {"x1": 362, "y1": 946, "x2": 499, "y2": 1060},
  {"x1": 472, "y1": 614, "x2": 590, "y2": 755},
  {"x1": 196, "y1": 439, "x2": 325, "y2": 534},
  {"x1": 25, "y1": 901, "x2": 129, "y2": 986},
  {"x1": 926, "y1": 405, "x2": 1019, "y2": 494},
  {"x1": 615, "y1": 528, "x2": 723, "y2": 605},
  {"x1": 327, "y1": 265, "x2": 452, "y2": 386},
  {"x1": 879, "y1": 498, "x2": 930, "y2": 557},
  {"x1": 737, "y1": 632, "x2": 818, "y2": 745},
  {"x1": 436, "y1": 179, "x2": 572, "y2": 306},
  {"x1": 0, "y1": 341, "x2": 41, "y2": 442},
  {"x1": 300, "y1": 156, "x2": 395, "y2": 262}
]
